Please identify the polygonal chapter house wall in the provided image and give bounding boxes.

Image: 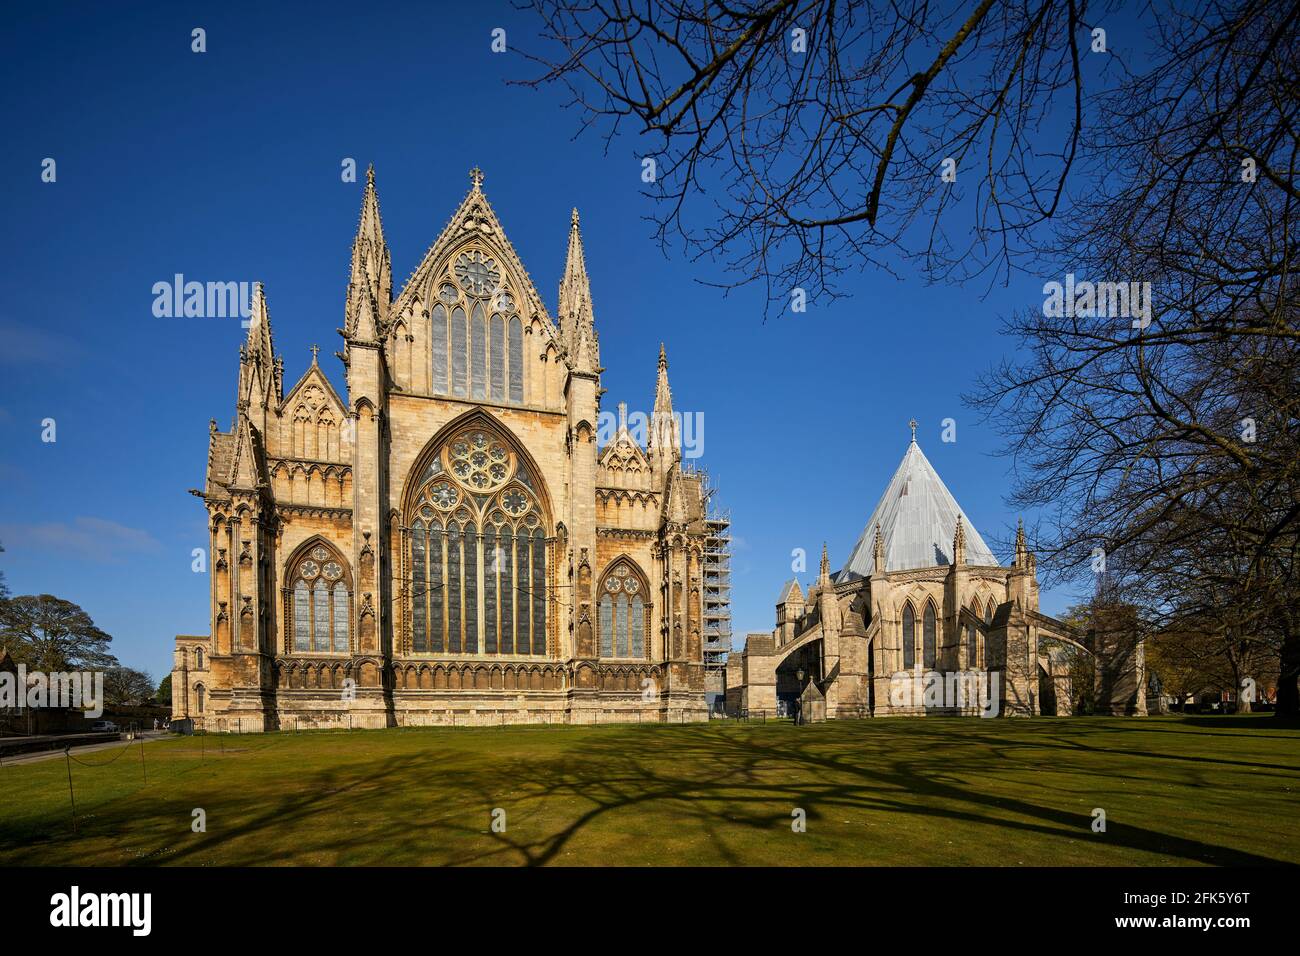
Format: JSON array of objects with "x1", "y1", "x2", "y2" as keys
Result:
[{"x1": 728, "y1": 431, "x2": 1140, "y2": 718}]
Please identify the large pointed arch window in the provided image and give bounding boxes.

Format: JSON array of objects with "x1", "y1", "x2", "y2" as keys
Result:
[
  {"x1": 967, "y1": 598, "x2": 981, "y2": 668},
  {"x1": 408, "y1": 424, "x2": 548, "y2": 656},
  {"x1": 597, "y1": 560, "x2": 649, "y2": 660},
  {"x1": 287, "y1": 543, "x2": 352, "y2": 654},
  {"x1": 922, "y1": 601, "x2": 937, "y2": 669},
  {"x1": 902, "y1": 603, "x2": 916, "y2": 670},
  {"x1": 429, "y1": 256, "x2": 525, "y2": 406}
]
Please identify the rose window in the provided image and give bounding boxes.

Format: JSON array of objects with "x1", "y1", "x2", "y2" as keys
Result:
[
  {"x1": 300, "y1": 560, "x2": 319, "y2": 579},
  {"x1": 455, "y1": 251, "x2": 500, "y2": 296},
  {"x1": 431, "y1": 481, "x2": 458, "y2": 509},
  {"x1": 445, "y1": 430, "x2": 512, "y2": 493}
]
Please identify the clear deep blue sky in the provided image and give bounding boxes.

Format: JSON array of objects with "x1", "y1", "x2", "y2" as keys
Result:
[{"x1": 1, "y1": 1, "x2": 1100, "y2": 682}]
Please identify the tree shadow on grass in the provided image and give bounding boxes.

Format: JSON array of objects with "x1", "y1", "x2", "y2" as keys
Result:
[{"x1": 2, "y1": 722, "x2": 1294, "y2": 866}]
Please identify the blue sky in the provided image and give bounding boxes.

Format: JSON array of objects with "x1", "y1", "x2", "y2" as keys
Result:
[{"x1": 0, "y1": 1, "x2": 1110, "y2": 681}]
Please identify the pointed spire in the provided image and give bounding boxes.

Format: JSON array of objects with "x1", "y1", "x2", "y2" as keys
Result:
[
  {"x1": 1014, "y1": 518, "x2": 1027, "y2": 567},
  {"x1": 819, "y1": 542, "x2": 831, "y2": 584},
  {"x1": 909, "y1": 417, "x2": 918, "y2": 444},
  {"x1": 872, "y1": 524, "x2": 885, "y2": 574},
  {"x1": 616, "y1": 401, "x2": 630, "y2": 440},
  {"x1": 239, "y1": 282, "x2": 279, "y2": 412},
  {"x1": 649, "y1": 342, "x2": 681, "y2": 470},
  {"x1": 245, "y1": 282, "x2": 274, "y2": 360},
  {"x1": 344, "y1": 164, "x2": 392, "y2": 341},
  {"x1": 953, "y1": 514, "x2": 966, "y2": 565},
  {"x1": 228, "y1": 413, "x2": 262, "y2": 491},
  {"x1": 353, "y1": 282, "x2": 380, "y2": 342},
  {"x1": 558, "y1": 206, "x2": 597, "y2": 369}
]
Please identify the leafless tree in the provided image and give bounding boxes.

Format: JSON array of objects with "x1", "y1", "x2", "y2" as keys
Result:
[
  {"x1": 523, "y1": 1, "x2": 1300, "y2": 711},
  {"x1": 968, "y1": 1, "x2": 1300, "y2": 710},
  {"x1": 521, "y1": 0, "x2": 1136, "y2": 307}
]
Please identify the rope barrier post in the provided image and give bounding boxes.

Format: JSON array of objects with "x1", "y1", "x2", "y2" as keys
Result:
[{"x1": 64, "y1": 748, "x2": 77, "y2": 834}]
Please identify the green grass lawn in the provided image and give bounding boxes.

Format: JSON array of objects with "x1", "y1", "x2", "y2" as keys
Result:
[{"x1": 1, "y1": 715, "x2": 1296, "y2": 866}]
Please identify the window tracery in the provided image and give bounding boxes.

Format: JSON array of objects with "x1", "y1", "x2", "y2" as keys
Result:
[
  {"x1": 409, "y1": 425, "x2": 548, "y2": 656},
  {"x1": 430, "y1": 250, "x2": 524, "y2": 404},
  {"x1": 902, "y1": 602, "x2": 916, "y2": 670},
  {"x1": 597, "y1": 560, "x2": 648, "y2": 660},
  {"x1": 288, "y1": 543, "x2": 351, "y2": 654}
]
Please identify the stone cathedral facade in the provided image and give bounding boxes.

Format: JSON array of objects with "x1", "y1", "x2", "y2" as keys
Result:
[{"x1": 172, "y1": 168, "x2": 710, "y2": 731}]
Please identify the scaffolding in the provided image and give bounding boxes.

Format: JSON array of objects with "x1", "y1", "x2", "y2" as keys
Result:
[{"x1": 701, "y1": 481, "x2": 732, "y2": 676}]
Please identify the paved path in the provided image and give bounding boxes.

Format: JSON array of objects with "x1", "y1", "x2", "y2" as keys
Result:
[{"x1": 0, "y1": 731, "x2": 170, "y2": 767}]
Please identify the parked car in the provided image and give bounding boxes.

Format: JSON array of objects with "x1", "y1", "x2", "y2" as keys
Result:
[{"x1": 90, "y1": 720, "x2": 118, "y2": 732}]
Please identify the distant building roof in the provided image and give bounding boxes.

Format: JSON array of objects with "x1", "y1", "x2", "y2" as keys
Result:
[
  {"x1": 840, "y1": 437, "x2": 1000, "y2": 578},
  {"x1": 776, "y1": 578, "x2": 803, "y2": 603}
]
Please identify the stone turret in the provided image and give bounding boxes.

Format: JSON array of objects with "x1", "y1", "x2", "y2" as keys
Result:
[{"x1": 649, "y1": 344, "x2": 681, "y2": 480}]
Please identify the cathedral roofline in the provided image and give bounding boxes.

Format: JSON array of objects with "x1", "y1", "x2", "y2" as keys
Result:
[{"x1": 840, "y1": 432, "x2": 1000, "y2": 578}]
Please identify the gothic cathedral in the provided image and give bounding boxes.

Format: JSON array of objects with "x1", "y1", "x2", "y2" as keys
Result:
[{"x1": 172, "y1": 168, "x2": 710, "y2": 730}]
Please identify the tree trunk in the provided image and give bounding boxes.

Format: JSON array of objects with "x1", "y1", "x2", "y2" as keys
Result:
[{"x1": 1277, "y1": 629, "x2": 1299, "y2": 717}]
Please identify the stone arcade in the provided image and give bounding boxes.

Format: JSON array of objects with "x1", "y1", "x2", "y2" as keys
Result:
[{"x1": 173, "y1": 168, "x2": 710, "y2": 730}]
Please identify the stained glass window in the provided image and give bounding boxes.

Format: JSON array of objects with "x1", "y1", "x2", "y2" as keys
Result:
[
  {"x1": 631, "y1": 595, "x2": 644, "y2": 658},
  {"x1": 517, "y1": 531, "x2": 531, "y2": 654},
  {"x1": 412, "y1": 521, "x2": 427, "y2": 652},
  {"x1": 313, "y1": 581, "x2": 330, "y2": 650},
  {"x1": 508, "y1": 317, "x2": 523, "y2": 403},
  {"x1": 923, "y1": 603, "x2": 937, "y2": 669},
  {"x1": 448, "y1": 522, "x2": 462, "y2": 654},
  {"x1": 902, "y1": 604, "x2": 915, "y2": 669},
  {"x1": 332, "y1": 582, "x2": 349, "y2": 653},
  {"x1": 597, "y1": 562, "x2": 647, "y2": 659},
  {"x1": 429, "y1": 523, "x2": 444, "y2": 653},
  {"x1": 505, "y1": 526, "x2": 518, "y2": 654},
  {"x1": 470, "y1": 302, "x2": 486, "y2": 400},
  {"x1": 289, "y1": 544, "x2": 350, "y2": 653},
  {"x1": 406, "y1": 427, "x2": 548, "y2": 657},
  {"x1": 294, "y1": 581, "x2": 310, "y2": 652},
  {"x1": 431, "y1": 304, "x2": 448, "y2": 394},
  {"x1": 490, "y1": 314, "x2": 505, "y2": 402},
  {"x1": 464, "y1": 523, "x2": 478, "y2": 653},
  {"x1": 451, "y1": 306, "x2": 467, "y2": 396},
  {"x1": 485, "y1": 526, "x2": 498, "y2": 655},
  {"x1": 532, "y1": 528, "x2": 546, "y2": 655},
  {"x1": 599, "y1": 594, "x2": 614, "y2": 658}
]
